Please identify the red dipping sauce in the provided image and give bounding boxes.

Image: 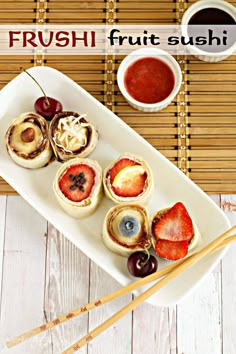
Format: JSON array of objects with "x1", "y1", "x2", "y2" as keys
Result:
[{"x1": 124, "y1": 57, "x2": 175, "y2": 104}]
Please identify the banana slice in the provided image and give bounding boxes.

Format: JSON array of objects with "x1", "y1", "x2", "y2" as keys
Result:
[
  {"x1": 53, "y1": 157, "x2": 103, "y2": 218},
  {"x1": 49, "y1": 111, "x2": 98, "y2": 162},
  {"x1": 103, "y1": 153, "x2": 153, "y2": 204},
  {"x1": 5, "y1": 112, "x2": 52, "y2": 169},
  {"x1": 102, "y1": 204, "x2": 151, "y2": 257}
]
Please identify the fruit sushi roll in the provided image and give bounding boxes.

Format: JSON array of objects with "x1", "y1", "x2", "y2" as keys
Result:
[
  {"x1": 49, "y1": 111, "x2": 98, "y2": 162},
  {"x1": 151, "y1": 202, "x2": 201, "y2": 261},
  {"x1": 53, "y1": 157, "x2": 103, "y2": 218},
  {"x1": 102, "y1": 204, "x2": 151, "y2": 257},
  {"x1": 5, "y1": 112, "x2": 52, "y2": 169},
  {"x1": 103, "y1": 153, "x2": 153, "y2": 204}
]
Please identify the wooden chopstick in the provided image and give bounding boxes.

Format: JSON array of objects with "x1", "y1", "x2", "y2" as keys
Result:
[
  {"x1": 6, "y1": 225, "x2": 236, "y2": 350},
  {"x1": 6, "y1": 254, "x2": 186, "y2": 348},
  {"x1": 62, "y1": 226, "x2": 236, "y2": 354}
]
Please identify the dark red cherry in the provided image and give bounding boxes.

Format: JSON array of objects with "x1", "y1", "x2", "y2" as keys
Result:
[
  {"x1": 34, "y1": 96, "x2": 63, "y2": 120},
  {"x1": 127, "y1": 251, "x2": 158, "y2": 278},
  {"x1": 22, "y1": 68, "x2": 63, "y2": 120}
]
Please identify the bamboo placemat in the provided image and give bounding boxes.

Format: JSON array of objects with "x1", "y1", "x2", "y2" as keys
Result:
[{"x1": 0, "y1": 0, "x2": 236, "y2": 194}]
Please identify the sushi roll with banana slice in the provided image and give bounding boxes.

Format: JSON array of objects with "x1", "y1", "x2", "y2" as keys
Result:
[
  {"x1": 102, "y1": 204, "x2": 151, "y2": 257},
  {"x1": 150, "y1": 202, "x2": 201, "y2": 261},
  {"x1": 103, "y1": 153, "x2": 153, "y2": 204},
  {"x1": 5, "y1": 112, "x2": 52, "y2": 169},
  {"x1": 49, "y1": 111, "x2": 98, "y2": 162},
  {"x1": 53, "y1": 157, "x2": 103, "y2": 218}
]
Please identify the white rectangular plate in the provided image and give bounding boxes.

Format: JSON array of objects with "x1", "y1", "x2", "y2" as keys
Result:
[{"x1": 0, "y1": 66, "x2": 230, "y2": 306}]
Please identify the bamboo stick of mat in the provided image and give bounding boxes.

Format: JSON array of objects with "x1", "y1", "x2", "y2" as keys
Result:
[
  {"x1": 62, "y1": 226, "x2": 236, "y2": 354},
  {"x1": 7, "y1": 225, "x2": 236, "y2": 349}
]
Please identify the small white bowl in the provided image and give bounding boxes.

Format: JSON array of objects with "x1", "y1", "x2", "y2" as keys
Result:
[
  {"x1": 182, "y1": 0, "x2": 236, "y2": 62},
  {"x1": 117, "y1": 48, "x2": 182, "y2": 112}
]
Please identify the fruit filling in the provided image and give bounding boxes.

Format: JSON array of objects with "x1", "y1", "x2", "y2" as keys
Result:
[
  {"x1": 10, "y1": 121, "x2": 43, "y2": 155},
  {"x1": 153, "y1": 202, "x2": 194, "y2": 242},
  {"x1": 108, "y1": 158, "x2": 147, "y2": 197},
  {"x1": 155, "y1": 239, "x2": 189, "y2": 261},
  {"x1": 152, "y1": 202, "x2": 194, "y2": 260},
  {"x1": 118, "y1": 215, "x2": 141, "y2": 237},
  {"x1": 59, "y1": 164, "x2": 95, "y2": 202},
  {"x1": 53, "y1": 114, "x2": 91, "y2": 153},
  {"x1": 107, "y1": 206, "x2": 150, "y2": 248}
]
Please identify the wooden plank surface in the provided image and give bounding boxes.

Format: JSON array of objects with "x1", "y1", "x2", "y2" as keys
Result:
[
  {"x1": 44, "y1": 225, "x2": 90, "y2": 354},
  {"x1": 133, "y1": 304, "x2": 177, "y2": 354},
  {"x1": 177, "y1": 271, "x2": 222, "y2": 354},
  {"x1": 88, "y1": 262, "x2": 132, "y2": 353},
  {"x1": 0, "y1": 196, "x2": 49, "y2": 354},
  {"x1": 0, "y1": 194, "x2": 236, "y2": 353}
]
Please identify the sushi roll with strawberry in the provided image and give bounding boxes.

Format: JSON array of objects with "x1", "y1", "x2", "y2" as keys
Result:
[
  {"x1": 151, "y1": 202, "x2": 201, "y2": 261},
  {"x1": 103, "y1": 153, "x2": 153, "y2": 204},
  {"x1": 53, "y1": 157, "x2": 103, "y2": 218},
  {"x1": 102, "y1": 204, "x2": 151, "y2": 257}
]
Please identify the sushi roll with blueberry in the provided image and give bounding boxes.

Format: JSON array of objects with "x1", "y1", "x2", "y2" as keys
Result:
[{"x1": 102, "y1": 204, "x2": 151, "y2": 257}]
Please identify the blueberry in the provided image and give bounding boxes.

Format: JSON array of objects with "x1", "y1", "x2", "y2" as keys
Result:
[
  {"x1": 78, "y1": 172, "x2": 85, "y2": 178},
  {"x1": 118, "y1": 215, "x2": 141, "y2": 237},
  {"x1": 69, "y1": 185, "x2": 77, "y2": 191},
  {"x1": 79, "y1": 177, "x2": 86, "y2": 184},
  {"x1": 69, "y1": 174, "x2": 75, "y2": 181},
  {"x1": 75, "y1": 173, "x2": 86, "y2": 185}
]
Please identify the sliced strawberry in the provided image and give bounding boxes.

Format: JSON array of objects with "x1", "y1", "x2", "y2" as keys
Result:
[
  {"x1": 153, "y1": 202, "x2": 194, "y2": 242},
  {"x1": 59, "y1": 164, "x2": 95, "y2": 202},
  {"x1": 112, "y1": 171, "x2": 147, "y2": 197},
  {"x1": 108, "y1": 158, "x2": 137, "y2": 184},
  {"x1": 155, "y1": 239, "x2": 188, "y2": 260}
]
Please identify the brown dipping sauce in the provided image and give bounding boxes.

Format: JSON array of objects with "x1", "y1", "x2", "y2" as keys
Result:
[
  {"x1": 188, "y1": 8, "x2": 235, "y2": 25},
  {"x1": 187, "y1": 7, "x2": 235, "y2": 53}
]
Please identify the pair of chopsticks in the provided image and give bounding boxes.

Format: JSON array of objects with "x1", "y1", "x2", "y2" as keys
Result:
[{"x1": 7, "y1": 225, "x2": 236, "y2": 353}]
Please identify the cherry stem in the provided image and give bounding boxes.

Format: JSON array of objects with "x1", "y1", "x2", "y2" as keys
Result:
[
  {"x1": 141, "y1": 247, "x2": 150, "y2": 267},
  {"x1": 21, "y1": 68, "x2": 50, "y2": 107}
]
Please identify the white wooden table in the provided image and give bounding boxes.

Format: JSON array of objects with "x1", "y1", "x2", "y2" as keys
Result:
[{"x1": 0, "y1": 194, "x2": 236, "y2": 354}]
